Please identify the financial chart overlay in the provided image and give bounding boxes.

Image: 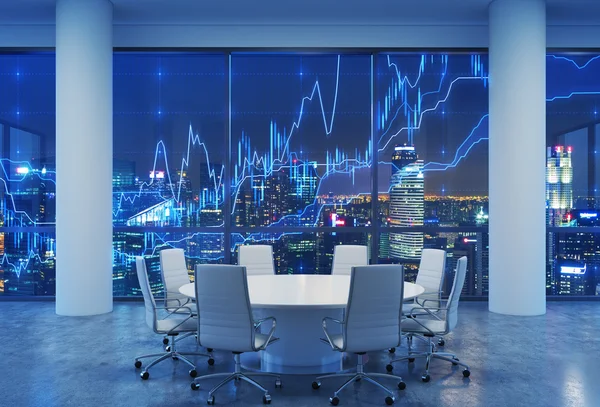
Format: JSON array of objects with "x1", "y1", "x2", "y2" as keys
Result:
[{"x1": 1, "y1": 51, "x2": 599, "y2": 297}]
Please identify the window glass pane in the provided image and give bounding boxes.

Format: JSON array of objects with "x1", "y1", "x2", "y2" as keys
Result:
[
  {"x1": 0, "y1": 232, "x2": 55, "y2": 296},
  {"x1": 376, "y1": 53, "x2": 489, "y2": 266},
  {"x1": 231, "y1": 232, "x2": 370, "y2": 274},
  {"x1": 230, "y1": 54, "x2": 372, "y2": 228},
  {"x1": 546, "y1": 52, "x2": 600, "y2": 296},
  {"x1": 0, "y1": 54, "x2": 56, "y2": 227},
  {"x1": 546, "y1": 232, "x2": 599, "y2": 295},
  {"x1": 379, "y1": 231, "x2": 488, "y2": 297},
  {"x1": 113, "y1": 231, "x2": 224, "y2": 296},
  {"x1": 113, "y1": 53, "x2": 226, "y2": 228}
]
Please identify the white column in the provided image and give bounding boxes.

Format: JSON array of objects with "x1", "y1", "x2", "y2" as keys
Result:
[
  {"x1": 489, "y1": 0, "x2": 546, "y2": 316},
  {"x1": 55, "y1": 0, "x2": 113, "y2": 316}
]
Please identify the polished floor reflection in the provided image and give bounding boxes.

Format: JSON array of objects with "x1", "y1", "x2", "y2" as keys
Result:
[{"x1": 2, "y1": 301, "x2": 598, "y2": 407}]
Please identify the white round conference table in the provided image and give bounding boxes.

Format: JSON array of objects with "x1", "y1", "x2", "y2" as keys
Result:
[{"x1": 179, "y1": 275, "x2": 424, "y2": 374}]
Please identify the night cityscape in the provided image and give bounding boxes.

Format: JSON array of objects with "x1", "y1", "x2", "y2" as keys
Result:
[{"x1": 1, "y1": 52, "x2": 600, "y2": 297}]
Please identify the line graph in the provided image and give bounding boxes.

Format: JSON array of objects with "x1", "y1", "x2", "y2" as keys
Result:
[{"x1": 5, "y1": 51, "x2": 600, "y2": 296}]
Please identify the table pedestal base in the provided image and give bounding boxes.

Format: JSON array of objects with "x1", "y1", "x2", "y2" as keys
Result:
[{"x1": 242, "y1": 307, "x2": 344, "y2": 374}]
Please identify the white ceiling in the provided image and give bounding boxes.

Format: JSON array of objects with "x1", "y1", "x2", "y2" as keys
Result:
[{"x1": 0, "y1": 0, "x2": 599, "y2": 25}]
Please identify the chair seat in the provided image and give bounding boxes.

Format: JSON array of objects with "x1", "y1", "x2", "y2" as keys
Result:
[
  {"x1": 401, "y1": 317, "x2": 446, "y2": 335},
  {"x1": 326, "y1": 334, "x2": 344, "y2": 350},
  {"x1": 156, "y1": 316, "x2": 197, "y2": 334},
  {"x1": 254, "y1": 333, "x2": 279, "y2": 350}
]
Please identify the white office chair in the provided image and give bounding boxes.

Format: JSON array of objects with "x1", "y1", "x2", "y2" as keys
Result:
[
  {"x1": 389, "y1": 248, "x2": 447, "y2": 354},
  {"x1": 159, "y1": 248, "x2": 207, "y2": 349},
  {"x1": 386, "y1": 256, "x2": 470, "y2": 382},
  {"x1": 403, "y1": 248, "x2": 446, "y2": 311},
  {"x1": 191, "y1": 265, "x2": 281, "y2": 405},
  {"x1": 312, "y1": 265, "x2": 406, "y2": 406},
  {"x1": 160, "y1": 248, "x2": 193, "y2": 311},
  {"x1": 133, "y1": 257, "x2": 213, "y2": 380},
  {"x1": 238, "y1": 244, "x2": 276, "y2": 276},
  {"x1": 331, "y1": 245, "x2": 368, "y2": 275}
]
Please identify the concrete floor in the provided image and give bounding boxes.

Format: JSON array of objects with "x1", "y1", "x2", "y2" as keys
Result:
[{"x1": 2, "y1": 301, "x2": 598, "y2": 407}]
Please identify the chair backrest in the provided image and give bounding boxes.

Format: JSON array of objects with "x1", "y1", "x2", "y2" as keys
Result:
[
  {"x1": 331, "y1": 245, "x2": 369, "y2": 275},
  {"x1": 194, "y1": 265, "x2": 255, "y2": 352},
  {"x1": 238, "y1": 245, "x2": 275, "y2": 276},
  {"x1": 159, "y1": 248, "x2": 190, "y2": 309},
  {"x1": 446, "y1": 256, "x2": 467, "y2": 331},
  {"x1": 415, "y1": 248, "x2": 446, "y2": 304},
  {"x1": 135, "y1": 256, "x2": 157, "y2": 331},
  {"x1": 343, "y1": 265, "x2": 404, "y2": 353}
]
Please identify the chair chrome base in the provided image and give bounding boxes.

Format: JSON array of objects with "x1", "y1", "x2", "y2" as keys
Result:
[
  {"x1": 134, "y1": 334, "x2": 213, "y2": 380},
  {"x1": 388, "y1": 335, "x2": 470, "y2": 381},
  {"x1": 313, "y1": 354, "x2": 405, "y2": 405},
  {"x1": 191, "y1": 353, "x2": 281, "y2": 405}
]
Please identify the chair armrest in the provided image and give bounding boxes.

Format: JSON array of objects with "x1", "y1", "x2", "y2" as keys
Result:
[
  {"x1": 322, "y1": 317, "x2": 344, "y2": 350},
  {"x1": 415, "y1": 291, "x2": 443, "y2": 306},
  {"x1": 254, "y1": 316, "x2": 277, "y2": 350},
  {"x1": 156, "y1": 305, "x2": 194, "y2": 316},
  {"x1": 419, "y1": 298, "x2": 448, "y2": 309}
]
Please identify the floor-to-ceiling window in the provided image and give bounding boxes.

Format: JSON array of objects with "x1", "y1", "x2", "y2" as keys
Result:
[
  {"x1": 6, "y1": 49, "x2": 596, "y2": 299},
  {"x1": 546, "y1": 52, "x2": 600, "y2": 296},
  {"x1": 0, "y1": 53, "x2": 56, "y2": 296}
]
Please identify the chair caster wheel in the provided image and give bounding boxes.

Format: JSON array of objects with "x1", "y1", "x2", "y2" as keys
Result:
[
  {"x1": 172, "y1": 355, "x2": 178, "y2": 360},
  {"x1": 438, "y1": 339, "x2": 445, "y2": 346},
  {"x1": 140, "y1": 371, "x2": 149, "y2": 380},
  {"x1": 163, "y1": 338, "x2": 169, "y2": 345},
  {"x1": 330, "y1": 396, "x2": 340, "y2": 406},
  {"x1": 386, "y1": 364, "x2": 393, "y2": 372},
  {"x1": 312, "y1": 381, "x2": 321, "y2": 389},
  {"x1": 208, "y1": 358, "x2": 215, "y2": 366},
  {"x1": 385, "y1": 396, "x2": 395, "y2": 405},
  {"x1": 389, "y1": 347, "x2": 396, "y2": 353},
  {"x1": 207, "y1": 348, "x2": 213, "y2": 352},
  {"x1": 263, "y1": 394, "x2": 271, "y2": 404},
  {"x1": 207, "y1": 396, "x2": 215, "y2": 405},
  {"x1": 398, "y1": 381, "x2": 406, "y2": 390},
  {"x1": 134, "y1": 360, "x2": 142, "y2": 369},
  {"x1": 355, "y1": 377, "x2": 361, "y2": 382},
  {"x1": 422, "y1": 374, "x2": 431, "y2": 383},
  {"x1": 452, "y1": 358, "x2": 459, "y2": 366},
  {"x1": 408, "y1": 358, "x2": 415, "y2": 363},
  {"x1": 191, "y1": 382, "x2": 200, "y2": 390},
  {"x1": 165, "y1": 346, "x2": 171, "y2": 352},
  {"x1": 275, "y1": 379, "x2": 282, "y2": 388},
  {"x1": 189, "y1": 369, "x2": 197, "y2": 378},
  {"x1": 463, "y1": 369, "x2": 471, "y2": 378}
]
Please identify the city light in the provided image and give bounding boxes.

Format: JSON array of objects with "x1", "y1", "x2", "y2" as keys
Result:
[{"x1": 560, "y1": 265, "x2": 586, "y2": 275}]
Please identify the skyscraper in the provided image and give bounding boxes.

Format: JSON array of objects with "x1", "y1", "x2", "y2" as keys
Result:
[
  {"x1": 389, "y1": 145, "x2": 425, "y2": 262},
  {"x1": 546, "y1": 146, "x2": 573, "y2": 226},
  {"x1": 546, "y1": 145, "x2": 574, "y2": 294},
  {"x1": 391, "y1": 145, "x2": 418, "y2": 176}
]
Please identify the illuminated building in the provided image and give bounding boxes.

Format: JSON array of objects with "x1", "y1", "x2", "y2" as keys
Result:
[
  {"x1": 546, "y1": 146, "x2": 572, "y2": 226},
  {"x1": 447, "y1": 234, "x2": 488, "y2": 296},
  {"x1": 391, "y1": 145, "x2": 418, "y2": 176},
  {"x1": 389, "y1": 146, "x2": 424, "y2": 261},
  {"x1": 546, "y1": 146, "x2": 574, "y2": 294}
]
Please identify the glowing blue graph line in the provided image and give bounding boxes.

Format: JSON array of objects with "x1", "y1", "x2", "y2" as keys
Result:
[
  {"x1": 0, "y1": 159, "x2": 56, "y2": 226},
  {"x1": 422, "y1": 114, "x2": 489, "y2": 171},
  {"x1": 114, "y1": 124, "x2": 224, "y2": 225},
  {"x1": 546, "y1": 91, "x2": 600, "y2": 102},
  {"x1": 2, "y1": 233, "x2": 55, "y2": 279},
  {"x1": 548, "y1": 54, "x2": 600, "y2": 70},
  {"x1": 378, "y1": 76, "x2": 489, "y2": 152}
]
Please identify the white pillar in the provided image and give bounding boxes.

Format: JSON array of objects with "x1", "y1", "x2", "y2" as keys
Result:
[
  {"x1": 56, "y1": 0, "x2": 113, "y2": 316},
  {"x1": 489, "y1": 0, "x2": 546, "y2": 316}
]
